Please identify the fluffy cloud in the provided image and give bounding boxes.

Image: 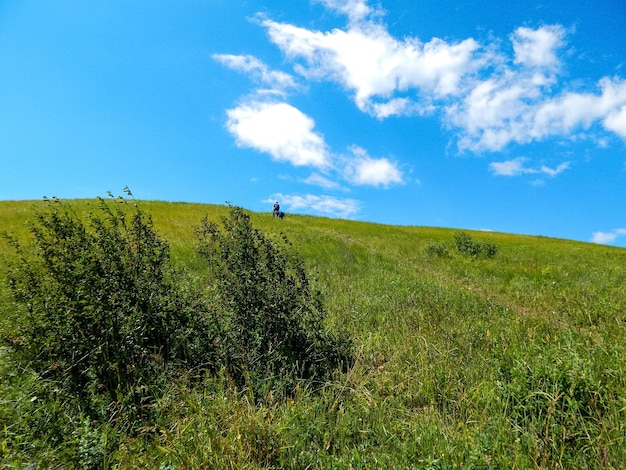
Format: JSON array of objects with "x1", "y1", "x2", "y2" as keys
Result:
[
  {"x1": 256, "y1": 6, "x2": 626, "y2": 151},
  {"x1": 591, "y1": 228, "x2": 626, "y2": 245},
  {"x1": 217, "y1": 0, "x2": 626, "y2": 218},
  {"x1": 225, "y1": 99, "x2": 404, "y2": 188},
  {"x1": 602, "y1": 104, "x2": 626, "y2": 139},
  {"x1": 511, "y1": 25, "x2": 565, "y2": 69},
  {"x1": 261, "y1": 16, "x2": 480, "y2": 117},
  {"x1": 226, "y1": 101, "x2": 330, "y2": 168},
  {"x1": 445, "y1": 24, "x2": 570, "y2": 152},
  {"x1": 450, "y1": 74, "x2": 626, "y2": 152},
  {"x1": 533, "y1": 78, "x2": 626, "y2": 137},
  {"x1": 342, "y1": 146, "x2": 404, "y2": 187}
]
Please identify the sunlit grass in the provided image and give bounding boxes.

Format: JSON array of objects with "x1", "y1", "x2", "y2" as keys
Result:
[{"x1": 1, "y1": 198, "x2": 626, "y2": 468}]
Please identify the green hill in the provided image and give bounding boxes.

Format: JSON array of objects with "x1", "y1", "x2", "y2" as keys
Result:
[{"x1": 1, "y1": 199, "x2": 625, "y2": 469}]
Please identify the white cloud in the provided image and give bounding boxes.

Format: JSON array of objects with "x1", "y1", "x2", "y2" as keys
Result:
[
  {"x1": 303, "y1": 172, "x2": 342, "y2": 190},
  {"x1": 490, "y1": 157, "x2": 534, "y2": 176},
  {"x1": 603, "y1": 104, "x2": 626, "y2": 139},
  {"x1": 342, "y1": 146, "x2": 404, "y2": 186},
  {"x1": 224, "y1": 100, "x2": 406, "y2": 188},
  {"x1": 449, "y1": 71, "x2": 547, "y2": 151},
  {"x1": 217, "y1": 0, "x2": 626, "y2": 199},
  {"x1": 539, "y1": 162, "x2": 569, "y2": 176},
  {"x1": 269, "y1": 193, "x2": 360, "y2": 218},
  {"x1": 225, "y1": 100, "x2": 405, "y2": 187},
  {"x1": 316, "y1": 0, "x2": 379, "y2": 24},
  {"x1": 226, "y1": 101, "x2": 330, "y2": 168},
  {"x1": 370, "y1": 97, "x2": 411, "y2": 119},
  {"x1": 511, "y1": 25, "x2": 565, "y2": 69},
  {"x1": 533, "y1": 78, "x2": 626, "y2": 137},
  {"x1": 255, "y1": 8, "x2": 626, "y2": 150},
  {"x1": 212, "y1": 54, "x2": 298, "y2": 93},
  {"x1": 490, "y1": 157, "x2": 569, "y2": 177},
  {"x1": 451, "y1": 74, "x2": 626, "y2": 152},
  {"x1": 261, "y1": 16, "x2": 481, "y2": 115},
  {"x1": 591, "y1": 228, "x2": 626, "y2": 245}
]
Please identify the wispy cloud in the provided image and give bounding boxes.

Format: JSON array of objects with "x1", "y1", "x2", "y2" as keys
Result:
[
  {"x1": 539, "y1": 162, "x2": 570, "y2": 177},
  {"x1": 267, "y1": 193, "x2": 360, "y2": 218},
  {"x1": 591, "y1": 228, "x2": 626, "y2": 245},
  {"x1": 489, "y1": 157, "x2": 570, "y2": 177},
  {"x1": 212, "y1": 54, "x2": 298, "y2": 93},
  {"x1": 303, "y1": 172, "x2": 343, "y2": 190},
  {"x1": 316, "y1": 0, "x2": 380, "y2": 24}
]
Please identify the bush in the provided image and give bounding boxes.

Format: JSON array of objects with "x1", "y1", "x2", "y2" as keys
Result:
[
  {"x1": 2, "y1": 197, "x2": 352, "y2": 466},
  {"x1": 3, "y1": 195, "x2": 218, "y2": 432},
  {"x1": 425, "y1": 242, "x2": 450, "y2": 258},
  {"x1": 453, "y1": 232, "x2": 498, "y2": 258},
  {"x1": 195, "y1": 205, "x2": 353, "y2": 398}
]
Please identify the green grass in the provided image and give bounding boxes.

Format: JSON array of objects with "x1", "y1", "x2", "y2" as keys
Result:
[{"x1": 1, "y1": 199, "x2": 626, "y2": 468}]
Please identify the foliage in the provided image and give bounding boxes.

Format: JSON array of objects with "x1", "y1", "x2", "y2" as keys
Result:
[
  {"x1": 194, "y1": 205, "x2": 353, "y2": 398},
  {"x1": 3, "y1": 195, "x2": 218, "y2": 436},
  {"x1": 424, "y1": 241, "x2": 450, "y2": 258},
  {"x1": 454, "y1": 231, "x2": 498, "y2": 258}
]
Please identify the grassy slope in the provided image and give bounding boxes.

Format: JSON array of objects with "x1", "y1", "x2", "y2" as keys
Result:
[{"x1": 1, "y1": 199, "x2": 625, "y2": 469}]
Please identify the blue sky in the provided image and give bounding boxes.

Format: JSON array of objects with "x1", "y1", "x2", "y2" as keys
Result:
[{"x1": 1, "y1": 1, "x2": 625, "y2": 247}]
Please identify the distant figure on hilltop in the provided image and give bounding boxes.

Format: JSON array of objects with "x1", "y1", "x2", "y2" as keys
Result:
[{"x1": 273, "y1": 201, "x2": 284, "y2": 219}]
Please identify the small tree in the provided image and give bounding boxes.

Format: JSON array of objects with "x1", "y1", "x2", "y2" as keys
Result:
[{"x1": 195, "y1": 206, "x2": 352, "y2": 397}]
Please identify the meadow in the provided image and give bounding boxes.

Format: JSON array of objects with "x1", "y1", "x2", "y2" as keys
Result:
[{"x1": 1, "y1": 198, "x2": 625, "y2": 469}]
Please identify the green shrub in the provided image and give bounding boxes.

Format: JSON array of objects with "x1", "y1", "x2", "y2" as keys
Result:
[
  {"x1": 194, "y1": 205, "x2": 353, "y2": 398},
  {"x1": 3, "y1": 196, "x2": 218, "y2": 433},
  {"x1": 425, "y1": 242, "x2": 450, "y2": 258},
  {"x1": 454, "y1": 231, "x2": 498, "y2": 258}
]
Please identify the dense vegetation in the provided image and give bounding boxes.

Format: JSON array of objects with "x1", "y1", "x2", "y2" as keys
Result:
[{"x1": 1, "y1": 197, "x2": 625, "y2": 468}]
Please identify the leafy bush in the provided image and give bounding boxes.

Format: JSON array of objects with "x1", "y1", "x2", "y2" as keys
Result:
[
  {"x1": 2, "y1": 197, "x2": 353, "y2": 464},
  {"x1": 194, "y1": 205, "x2": 353, "y2": 398},
  {"x1": 453, "y1": 231, "x2": 498, "y2": 258},
  {"x1": 425, "y1": 242, "x2": 450, "y2": 258},
  {"x1": 3, "y1": 195, "x2": 218, "y2": 432}
]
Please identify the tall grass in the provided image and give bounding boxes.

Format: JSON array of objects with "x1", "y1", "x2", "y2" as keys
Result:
[{"x1": 1, "y1": 199, "x2": 625, "y2": 468}]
